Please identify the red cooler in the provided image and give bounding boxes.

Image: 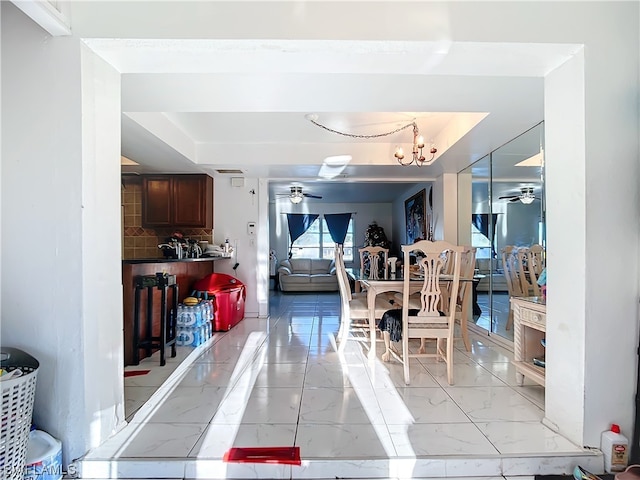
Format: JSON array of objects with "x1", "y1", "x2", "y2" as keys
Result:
[{"x1": 192, "y1": 273, "x2": 246, "y2": 331}]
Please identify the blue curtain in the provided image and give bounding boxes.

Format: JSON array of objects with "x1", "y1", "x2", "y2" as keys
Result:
[
  {"x1": 286, "y1": 213, "x2": 319, "y2": 258},
  {"x1": 325, "y1": 213, "x2": 352, "y2": 244},
  {"x1": 472, "y1": 213, "x2": 498, "y2": 257}
]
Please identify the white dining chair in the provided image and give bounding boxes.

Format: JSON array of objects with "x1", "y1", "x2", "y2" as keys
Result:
[
  {"x1": 524, "y1": 244, "x2": 545, "y2": 297},
  {"x1": 334, "y1": 245, "x2": 394, "y2": 352},
  {"x1": 379, "y1": 240, "x2": 463, "y2": 385},
  {"x1": 359, "y1": 246, "x2": 389, "y2": 280},
  {"x1": 453, "y1": 246, "x2": 477, "y2": 352},
  {"x1": 390, "y1": 247, "x2": 474, "y2": 353},
  {"x1": 502, "y1": 245, "x2": 526, "y2": 330}
]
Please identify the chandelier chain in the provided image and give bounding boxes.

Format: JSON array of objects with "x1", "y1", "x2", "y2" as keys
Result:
[
  {"x1": 308, "y1": 118, "x2": 416, "y2": 139},
  {"x1": 306, "y1": 114, "x2": 436, "y2": 166}
]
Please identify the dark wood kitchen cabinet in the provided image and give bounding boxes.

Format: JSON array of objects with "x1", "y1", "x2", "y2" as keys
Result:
[{"x1": 142, "y1": 174, "x2": 213, "y2": 228}]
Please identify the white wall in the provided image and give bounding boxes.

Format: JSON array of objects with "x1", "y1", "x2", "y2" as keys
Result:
[
  {"x1": 545, "y1": 48, "x2": 588, "y2": 449},
  {"x1": 79, "y1": 42, "x2": 124, "y2": 453},
  {"x1": 457, "y1": 173, "x2": 472, "y2": 247},
  {"x1": 214, "y1": 176, "x2": 267, "y2": 317},
  {"x1": 390, "y1": 177, "x2": 457, "y2": 248},
  {"x1": 578, "y1": 16, "x2": 639, "y2": 445},
  {"x1": 503, "y1": 201, "x2": 541, "y2": 247},
  {"x1": 1, "y1": 3, "x2": 123, "y2": 464},
  {"x1": 2, "y1": 0, "x2": 638, "y2": 463},
  {"x1": 422, "y1": 2, "x2": 639, "y2": 449},
  {"x1": 0, "y1": 2, "x2": 3, "y2": 331},
  {"x1": 270, "y1": 200, "x2": 394, "y2": 264},
  {"x1": 544, "y1": 7, "x2": 640, "y2": 443},
  {"x1": 434, "y1": 174, "x2": 458, "y2": 243}
]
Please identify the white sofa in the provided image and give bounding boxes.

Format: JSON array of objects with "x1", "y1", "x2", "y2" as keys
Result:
[
  {"x1": 475, "y1": 258, "x2": 508, "y2": 292},
  {"x1": 278, "y1": 258, "x2": 338, "y2": 292}
]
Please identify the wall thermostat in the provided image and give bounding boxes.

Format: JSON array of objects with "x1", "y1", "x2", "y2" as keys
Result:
[
  {"x1": 247, "y1": 222, "x2": 256, "y2": 235},
  {"x1": 231, "y1": 177, "x2": 245, "y2": 187}
]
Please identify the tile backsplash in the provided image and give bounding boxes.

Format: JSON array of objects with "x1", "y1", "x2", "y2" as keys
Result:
[{"x1": 121, "y1": 179, "x2": 213, "y2": 260}]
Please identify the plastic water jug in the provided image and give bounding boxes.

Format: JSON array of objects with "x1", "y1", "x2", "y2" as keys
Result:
[{"x1": 601, "y1": 423, "x2": 628, "y2": 473}]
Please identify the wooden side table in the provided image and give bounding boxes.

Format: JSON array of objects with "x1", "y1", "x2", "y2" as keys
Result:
[{"x1": 511, "y1": 296, "x2": 546, "y2": 387}]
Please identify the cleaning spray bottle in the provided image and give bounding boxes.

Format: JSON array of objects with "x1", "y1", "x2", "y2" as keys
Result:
[{"x1": 601, "y1": 423, "x2": 628, "y2": 473}]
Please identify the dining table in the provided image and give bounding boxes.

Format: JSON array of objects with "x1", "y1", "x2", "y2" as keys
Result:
[{"x1": 351, "y1": 269, "x2": 477, "y2": 361}]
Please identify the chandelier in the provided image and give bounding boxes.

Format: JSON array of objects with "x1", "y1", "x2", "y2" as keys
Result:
[
  {"x1": 307, "y1": 115, "x2": 437, "y2": 167},
  {"x1": 393, "y1": 123, "x2": 438, "y2": 166}
]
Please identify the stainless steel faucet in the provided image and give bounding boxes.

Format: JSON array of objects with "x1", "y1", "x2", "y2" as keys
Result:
[{"x1": 158, "y1": 242, "x2": 184, "y2": 259}]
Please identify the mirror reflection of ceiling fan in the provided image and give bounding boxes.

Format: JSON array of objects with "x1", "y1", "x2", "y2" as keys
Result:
[
  {"x1": 277, "y1": 186, "x2": 323, "y2": 204},
  {"x1": 498, "y1": 187, "x2": 537, "y2": 204}
]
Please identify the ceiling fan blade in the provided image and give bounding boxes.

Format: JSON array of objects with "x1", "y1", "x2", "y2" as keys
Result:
[
  {"x1": 303, "y1": 194, "x2": 322, "y2": 199},
  {"x1": 498, "y1": 195, "x2": 518, "y2": 200},
  {"x1": 509, "y1": 197, "x2": 521, "y2": 202}
]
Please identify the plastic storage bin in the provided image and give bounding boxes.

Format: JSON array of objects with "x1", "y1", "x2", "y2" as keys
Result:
[
  {"x1": 211, "y1": 287, "x2": 246, "y2": 331},
  {"x1": 0, "y1": 348, "x2": 39, "y2": 480},
  {"x1": 192, "y1": 273, "x2": 246, "y2": 331}
]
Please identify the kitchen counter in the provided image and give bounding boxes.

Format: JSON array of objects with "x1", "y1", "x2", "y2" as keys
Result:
[
  {"x1": 122, "y1": 256, "x2": 228, "y2": 365},
  {"x1": 123, "y1": 256, "x2": 231, "y2": 265}
]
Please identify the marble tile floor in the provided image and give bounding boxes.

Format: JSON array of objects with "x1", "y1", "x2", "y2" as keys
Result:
[
  {"x1": 474, "y1": 292, "x2": 512, "y2": 342},
  {"x1": 78, "y1": 292, "x2": 601, "y2": 480}
]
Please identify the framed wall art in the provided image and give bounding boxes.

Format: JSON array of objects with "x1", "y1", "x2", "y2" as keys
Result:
[{"x1": 405, "y1": 189, "x2": 426, "y2": 244}]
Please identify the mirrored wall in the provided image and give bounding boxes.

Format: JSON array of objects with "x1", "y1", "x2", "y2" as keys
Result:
[{"x1": 458, "y1": 122, "x2": 545, "y2": 342}]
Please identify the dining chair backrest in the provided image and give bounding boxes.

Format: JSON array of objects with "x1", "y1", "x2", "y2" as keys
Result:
[
  {"x1": 457, "y1": 246, "x2": 477, "y2": 306},
  {"x1": 452, "y1": 246, "x2": 477, "y2": 352},
  {"x1": 334, "y1": 244, "x2": 352, "y2": 302},
  {"x1": 516, "y1": 244, "x2": 544, "y2": 297},
  {"x1": 399, "y1": 240, "x2": 463, "y2": 385},
  {"x1": 515, "y1": 245, "x2": 546, "y2": 297},
  {"x1": 427, "y1": 247, "x2": 462, "y2": 309},
  {"x1": 528, "y1": 244, "x2": 545, "y2": 296},
  {"x1": 336, "y1": 242, "x2": 395, "y2": 351},
  {"x1": 359, "y1": 246, "x2": 389, "y2": 280},
  {"x1": 528, "y1": 244, "x2": 545, "y2": 274},
  {"x1": 334, "y1": 243, "x2": 343, "y2": 266},
  {"x1": 403, "y1": 241, "x2": 462, "y2": 319},
  {"x1": 502, "y1": 245, "x2": 525, "y2": 297},
  {"x1": 502, "y1": 245, "x2": 535, "y2": 331},
  {"x1": 335, "y1": 243, "x2": 356, "y2": 349},
  {"x1": 515, "y1": 247, "x2": 532, "y2": 294},
  {"x1": 441, "y1": 248, "x2": 456, "y2": 275}
]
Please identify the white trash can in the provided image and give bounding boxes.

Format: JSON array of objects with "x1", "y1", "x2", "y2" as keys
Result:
[{"x1": 24, "y1": 430, "x2": 63, "y2": 480}]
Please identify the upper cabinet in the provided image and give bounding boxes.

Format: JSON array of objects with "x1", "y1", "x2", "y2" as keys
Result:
[{"x1": 142, "y1": 174, "x2": 214, "y2": 229}]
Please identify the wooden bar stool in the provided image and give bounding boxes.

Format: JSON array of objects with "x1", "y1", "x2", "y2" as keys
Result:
[{"x1": 133, "y1": 273, "x2": 178, "y2": 366}]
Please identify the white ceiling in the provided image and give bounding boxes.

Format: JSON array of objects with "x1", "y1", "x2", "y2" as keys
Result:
[{"x1": 44, "y1": 2, "x2": 579, "y2": 202}]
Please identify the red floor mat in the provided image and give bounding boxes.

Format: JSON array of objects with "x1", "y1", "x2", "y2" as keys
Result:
[
  {"x1": 223, "y1": 447, "x2": 301, "y2": 465},
  {"x1": 124, "y1": 370, "x2": 150, "y2": 377}
]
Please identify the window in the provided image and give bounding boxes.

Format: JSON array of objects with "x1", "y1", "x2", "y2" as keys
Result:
[
  {"x1": 471, "y1": 223, "x2": 492, "y2": 259},
  {"x1": 290, "y1": 217, "x2": 354, "y2": 261}
]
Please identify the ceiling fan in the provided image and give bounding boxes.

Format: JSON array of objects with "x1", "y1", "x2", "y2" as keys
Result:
[
  {"x1": 278, "y1": 186, "x2": 323, "y2": 204},
  {"x1": 498, "y1": 187, "x2": 537, "y2": 204}
]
